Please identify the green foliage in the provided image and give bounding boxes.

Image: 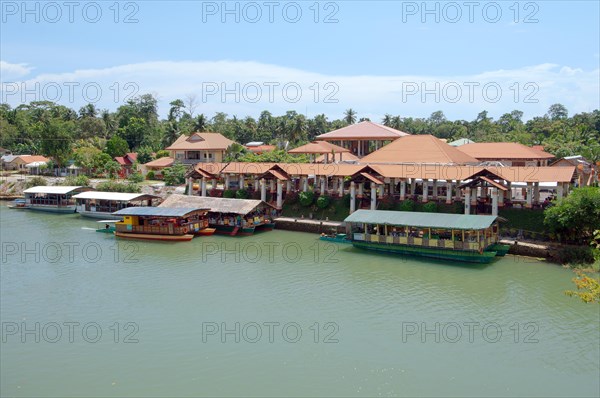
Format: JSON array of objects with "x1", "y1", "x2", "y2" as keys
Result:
[
  {"x1": 544, "y1": 187, "x2": 600, "y2": 243},
  {"x1": 237, "y1": 149, "x2": 309, "y2": 163},
  {"x1": 398, "y1": 199, "x2": 415, "y2": 212},
  {"x1": 136, "y1": 146, "x2": 154, "y2": 164},
  {"x1": 235, "y1": 189, "x2": 249, "y2": 199},
  {"x1": 62, "y1": 175, "x2": 90, "y2": 186},
  {"x1": 128, "y1": 172, "x2": 144, "y2": 183},
  {"x1": 25, "y1": 176, "x2": 47, "y2": 188},
  {"x1": 105, "y1": 135, "x2": 129, "y2": 158},
  {"x1": 299, "y1": 191, "x2": 315, "y2": 207},
  {"x1": 316, "y1": 195, "x2": 331, "y2": 209},
  {"x1": 422, "y1": 202, "x2": 438, "y2": 213},
  {"x1": 96, "y1": 181, "x2": 141, "y2": 193},
  {"x1": 103, "y1": 160, "x2": 122, "y2": 179},
  {"x1": 154, "y1": 150, "x2": 170, "y2": 159},
  {"x1": 223, "y1": 189, "x2": 235, "y2": 198},
  {"x1": 378, "y1": 195, "x2": 395, "y2": 210},
  {"x1": 145, "y1": 170, "x2": 156, "y2": 180},
  {"x1": 565, "y1": 271, "x2": 600, "y2": 304},
  {"x1": 162, "y1": 163, "x2": 187, "y2": 186},
  {"x1": 557, "y1": 246, "x2": 595, "y2": 265}
]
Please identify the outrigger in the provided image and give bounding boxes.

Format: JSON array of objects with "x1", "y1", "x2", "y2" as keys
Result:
[{"x1": 344, "y1": 210, "x2": 510, "y2": 264}]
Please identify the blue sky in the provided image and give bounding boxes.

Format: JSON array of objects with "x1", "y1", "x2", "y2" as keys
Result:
[{"x1": 1, "y1": 1, "x2": 599, "y2": 120}]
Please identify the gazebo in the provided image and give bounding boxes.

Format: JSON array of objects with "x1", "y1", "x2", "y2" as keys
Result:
[{"x1": 288, "y1": 141, "x2": 350, "y2": 163}]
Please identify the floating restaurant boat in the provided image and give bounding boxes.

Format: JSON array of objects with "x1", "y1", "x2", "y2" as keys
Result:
[
  {"x1": 73, "y1": 191, "x2": 161, "y2": 219},
  {"x1": 159, "y1": 195, "x2": 278, "y2": 236},
  {"x1": 344, "y1": 210, "x2": 509, "y2": 264},
  {"x1": 23, "y1": 186, "x2": 93, "y2": 213},
  {"x1": 111, "y1": 207, "x2": 211, "y2": 242}
]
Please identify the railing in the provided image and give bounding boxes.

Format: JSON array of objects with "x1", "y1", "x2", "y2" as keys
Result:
[
  {"x1": 357, "y1": 233, "x2": 489, "y2": 252},
  {"x1": 115, "y1": 224, "x2": 189, "y2": 235}
]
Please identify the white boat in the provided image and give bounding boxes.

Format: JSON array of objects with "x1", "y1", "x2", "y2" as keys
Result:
[
  {"x1": 23, "y1": 186, "x2": 93, "y2": 213},
  {"x1": 73, "y1": 192, "x2": 161, "y2": 219}
]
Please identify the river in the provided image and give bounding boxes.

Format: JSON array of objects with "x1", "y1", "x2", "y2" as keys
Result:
[{"x1": 1, "y1": 206, "x2": 598, "y2": 397}]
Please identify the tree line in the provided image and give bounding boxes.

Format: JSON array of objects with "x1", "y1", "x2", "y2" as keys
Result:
[{"x1": 1, "y1": 94, "x2": 599, "y2": 167}]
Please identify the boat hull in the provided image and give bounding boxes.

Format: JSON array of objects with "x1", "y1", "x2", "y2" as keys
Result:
[
  {"x1": 351, "y1": 241, "x2": 497, "y2": 264},
  {"x1": 194, "y1": 228, "x2": 216, "y2": 236},
  {"x1": 486, "y1": 243, "x2": 511, "y2": 256},
  {"x1": 78, "y1": 210, "x2": 122, "y2": 220},
  {"x1": 114, "y1": 231, "x2": 194, "y2": 242},
  {"x1": 255, "y1": 222, "x2": 275, "y2": 232},
  {"x1": 212, "y1": 224, "x2": 255, "y2": 236},
  {"x1": 319, "y1": 235, "x2": 351, "y2": 244},
  {"x1": 26, "y1": 205, "x2": 77, "y2": 213}
]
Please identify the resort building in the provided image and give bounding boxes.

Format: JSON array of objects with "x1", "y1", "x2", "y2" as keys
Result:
[
  {"x1": 23, "y1": 186, "x2": 93, "y2": 213},
  {"x1": 288, "y1": 141, "x2": 353, "y2": 163},
  {"x1": 1, "y1": 155, "x2": 50, "y2": 171},
  {"x1": 166, "y1": 132, "x2": 237, "y2": 164},
  {"x1": 139, "y1": 157, "x2": 174, "y2": 179},
  {"x1": 359, "y1": 135, "x2": 479, "y2": 165},
  {"x1": 456, "y1": 142, "x2": 555, "y2": 166},
  {"x1": 315, "y1": 121, "x2": 409, "y2": 158},
  {"x1": 114, "y1": 152, "x2": 138, "y2": 177},
  {"x1": 551, "y1": 155, "x2": 598, "y2": 186}
]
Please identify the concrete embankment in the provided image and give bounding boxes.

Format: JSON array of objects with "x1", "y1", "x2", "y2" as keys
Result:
[{"x1": 274, "y1": 217, "x2": 346, "y2": 234}]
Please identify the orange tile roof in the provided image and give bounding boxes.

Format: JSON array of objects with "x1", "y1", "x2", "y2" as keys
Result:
[
  {"x1": 314, "y1": 152, "x2": 360, "y2": 163},
  {"x1": 166, "y1": 132, "x2": 236, "y2": 151},
  {"x1": 457, "y1": 142, "x2": 555, "y2": 160},
  {"x1": 360, "y1": 135, "x2": 479, "y2": 165},
  {"x1": 288, "y1": 141, "x2": 350, "y2": 154},
  {"x1": 245, "y1": 144, "x2": 276, "y2": 153},
  {"x1": 144, "y1": 157, "x2": 174, "y2": 168},
  {"x1": 315, "y1": 121, "x2": 409, "y2": 141},
  {"x1": 15, "y1": 155, "x2": 50, "y2": 164}
]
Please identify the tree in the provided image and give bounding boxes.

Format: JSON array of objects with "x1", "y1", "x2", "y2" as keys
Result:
[
  {"x1": 35, "y1": 119, "x2": 74, "y2": 167},
  {"x1": 343, "y1": 108, "x2": 357, "y2": 125},
  {"x1": 185, "y1": 94, "x2": 198, "y2": 117},
  {"x1": 544, "y1": 187, "x2": 600, "y2": 243},
  {"x1": 105, "y1": 135, "x2": 130, "y2": 158},
  {"x1": 137, "y1": 146, "x2": 154, "y2": 164},
  {"x1": 103, "y1": 160, "x2": 122, "y2": 179},
  {"x1": 162, "y1": 162, "x2": 187, "y2": 186},
  {"x1": 565, "y1": 270, "x2": 600, "y2": 303},
  {"x1": 224, "y1": 142, "x2": 246, "y2": 161},
  {"x1": 193, "y1": 114, "x2": 209, "y2": 132},
  {"x1": 547, "y1": 103, "x2": 568, "y2": 121}
]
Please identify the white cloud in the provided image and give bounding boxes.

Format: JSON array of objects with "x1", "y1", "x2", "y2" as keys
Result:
[
  {"x1": 1, "y1": 60, "x2": 598, "y2": 120},
  {"x1": 0, "y1": 61, "x2": 34, "y2": 80}
]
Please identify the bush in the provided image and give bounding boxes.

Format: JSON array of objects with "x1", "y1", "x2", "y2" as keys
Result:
[
  {"x1": 341, "y1": 193, "x2": 352, "y2": 208},
  {"x1": 154, "y1": 150, "x2": 170, "y2": 159},
  {"x1": 398, "y1": 199, "x2": 415, "y2": 212},
  {"x1": 556, "y1": 246, "x2": 596, "y2": 265},
  {"x1": 96, "y1": 181, "x2": 141, "y2": 193},
  {"x1": 316, "y1": 195, "x2": 331, "y2": 209},
  {"x1": 236, "y1": 189, "x2": 249, "y2": 199},
  {"x1": 422, "y1": 202, "x2": 438, "y2": 213},
  {"x1": 209, "y1": 188, "x2": 223, "y2": 197},
  {"x1": 25, "y1": 176, "x2": 48, "y2": 188},
  {"x1": 544, "y1": 187, "x2": 600, "y2": 244},
  {"x1": 299, "y1": 191, "x2": 315, "y2": 207},
  {"x1": 62, "y1": 175, "x2": 90, "y2": 187},
  {"x1": 128, "y1": 172, "x2": 144, "y2": 183},
  {"x1": 378, "y1": 195, "x2": 395, "y2": 210},
  {"x1": 146, "y1": 170, "x2": 156, "y2": 180},
  {"x1": 223, "y1": 189, "x2": 235, "y2": 198},
  {"x1": 285, "y1": 191, "x2": 299, "y2": 205},
  {"x1": 162, "y1": 163, "x2": 187, "y2": 186}
]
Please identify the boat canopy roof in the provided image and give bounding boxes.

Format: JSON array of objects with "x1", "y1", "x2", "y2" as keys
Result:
[
  {"x1": 112, "y1": 206, "x2": 209, "y2": 218},
  {"x1": 72, "y1": 191, "x2": 159, "y2": 201},
  {"x1": 23, "y1": 186, "x2": 90, "y2": 195},
  {"x1": 160, "y1": 194, "x2": 275, "y2": 215},
  {"x1": 344, "y1": 210, "x2": 499, "y2": 230}
]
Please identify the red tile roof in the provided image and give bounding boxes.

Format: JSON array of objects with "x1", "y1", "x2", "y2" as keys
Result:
[
  {"x1": 144, "y1": 157, "x2": 174, "y2": 168},
  {"x1": 288, "y1": 141, "x2": 350, "y2": 154},
  {"x1": 166, "y1": 132, "x2": 236, "y2": 151},
  {"x1": 360, "y1": 135, "x2": 479, "y2": 165},
  {"x1": 14, "y1": 155, "x2": 50, "y2": 164},
  {"x1": 457, "y1": 143, "x2": 555, "y2": 160},
  {"x1": 316, "y1": 121, "x2": 409, "y2": 141}
]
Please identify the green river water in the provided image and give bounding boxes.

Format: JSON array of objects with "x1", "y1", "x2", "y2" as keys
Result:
[{"x1": 1, "y1": 206, "x2": 598, "y2": 397}]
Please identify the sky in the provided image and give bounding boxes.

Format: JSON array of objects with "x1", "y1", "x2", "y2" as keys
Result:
[{"x1": 1, "y1": 0, "x2": 599, "y2": 121}]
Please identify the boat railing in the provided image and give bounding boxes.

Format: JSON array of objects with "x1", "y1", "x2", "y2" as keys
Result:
[
  {"x1": 360, "y1": 232, "x2": 488, "y2": 252},
  {"x1": 115, "y1": 224, "x2": 189, "y2": 235}
]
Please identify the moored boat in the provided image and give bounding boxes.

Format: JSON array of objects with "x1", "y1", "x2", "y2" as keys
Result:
[
  {"x1": 319, "y1": 233, "x2": 351, "y2": 243},
  {"x1": 23, "y1": 186, "x2": 93, "y2": 213},
  {"x1": 7, "y1": 198, "x2": 27, "y2": 209},
  {"x1": 344, "y1": 210, "x2": 504, "y2": 264},
  {"x1": 73, "y1": 192, "x2": 161, "y2": 219},
  {"x1": 111, "y1": 207, "x2": 210, "y2": 242}
]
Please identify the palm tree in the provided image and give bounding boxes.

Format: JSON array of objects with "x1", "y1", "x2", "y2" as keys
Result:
[
  {"x1": 382, "y1": 114, "x2": 393, "y2": 127},
  {"x1": 343, "y1": 108, "x2": 357, "y2": 125},
  {"x1": 193, "y1": 114, "x2": 209, "y2": 132}
]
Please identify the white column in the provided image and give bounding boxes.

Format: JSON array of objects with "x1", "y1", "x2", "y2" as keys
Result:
[
  {"x1": 432, "y1": 179, "x2": 438, "y2": 200},
  {"x1": 422, "y1": 180, "x2": 429, "y2": 202},
  {"x1": 464, "y1": 187, "x2": 471, "y2": 215},
  {"x1": 533, "y1": 182, "x2": 540, "y2": 204},
  {"x1": 212, "y1": 179, "x2": 217, "y2": 189},
  {"x1": 471, "y1": 187, "x2": 477, "y2": 206},
  {"x1": 400, "y1": 179, "x2": 406, "y2": 200},
  {"x1": 224, "y1": 174, "x2": 230, "y2": 190},
  {"x1": 239, "y1": 175, "x2": 245, "y2": 189},
  {"x1": 302, "y1": 177, "x2": 308, "y2": 192},
  {"x1": 491, "y1": 188, "x2": 499, "y2": 216},
  {"x1": 498, "y1": 187, "x2": 505, "y2": 207},
  {"x1": 254, "y1": 178, "x2": 259, "y2": 191},
  {"x1": 270, "y1": 179, "x2": 275, "y2": 193},
  {"x1": 350, "y1": 182, "x2": 356, "y2": 214},
  {"x1": 358, "y1": 182, "x2": 364, "y2": 198},
  {"x1": 455, "y1": 180, "x2": 462, "y2": 201},
  {"x1": 276, "y1": 180, "x2": 283, "y2": 209},
  {"x1": 286, "y1": 179, "x2": 291, "y2": 192},
  {"x1": 201, "y1": 177, "x2": 207, "y2": 197},
  {"x1": 410, "y1": 178, "x2": 416, "y2": 196},
  {"x1": 338, "y1": 177, "x2": 344, "y2": 197},
  {"x1": 446, "y1": 181, "x2": 452, "y2": 204},
  {"x1": 332, "y1": 177, "x2": 338, "y2": 192},
  {"x1": 320, "y1": 176, "x2": 326, "y2": 193},
  {"x1": 261, "y1": 179, "x2": 267, "y2": 201},
  {"x1": 187, "y1": 177, "x2": 193, "y2": 196},
  {"x1": 526, "y1": 182, "x2": 533, "y2": 208},
  {"x1": 370, "y1": 184, "x2": 377, "y2": 210},
  {"x1": 506, "y1": 181, "x2": 512, "y2": 202}
]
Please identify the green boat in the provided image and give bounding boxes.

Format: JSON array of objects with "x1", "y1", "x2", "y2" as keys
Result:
[
  {"x1": 344, "y1": 210, "x2": 504, "y2": 264},
  {"x1": 95, "y1": 220, "x2": 118, "y2": 234},
  {"x1": 319, "y1": 233, "x2": 352, "y2": 244}
]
